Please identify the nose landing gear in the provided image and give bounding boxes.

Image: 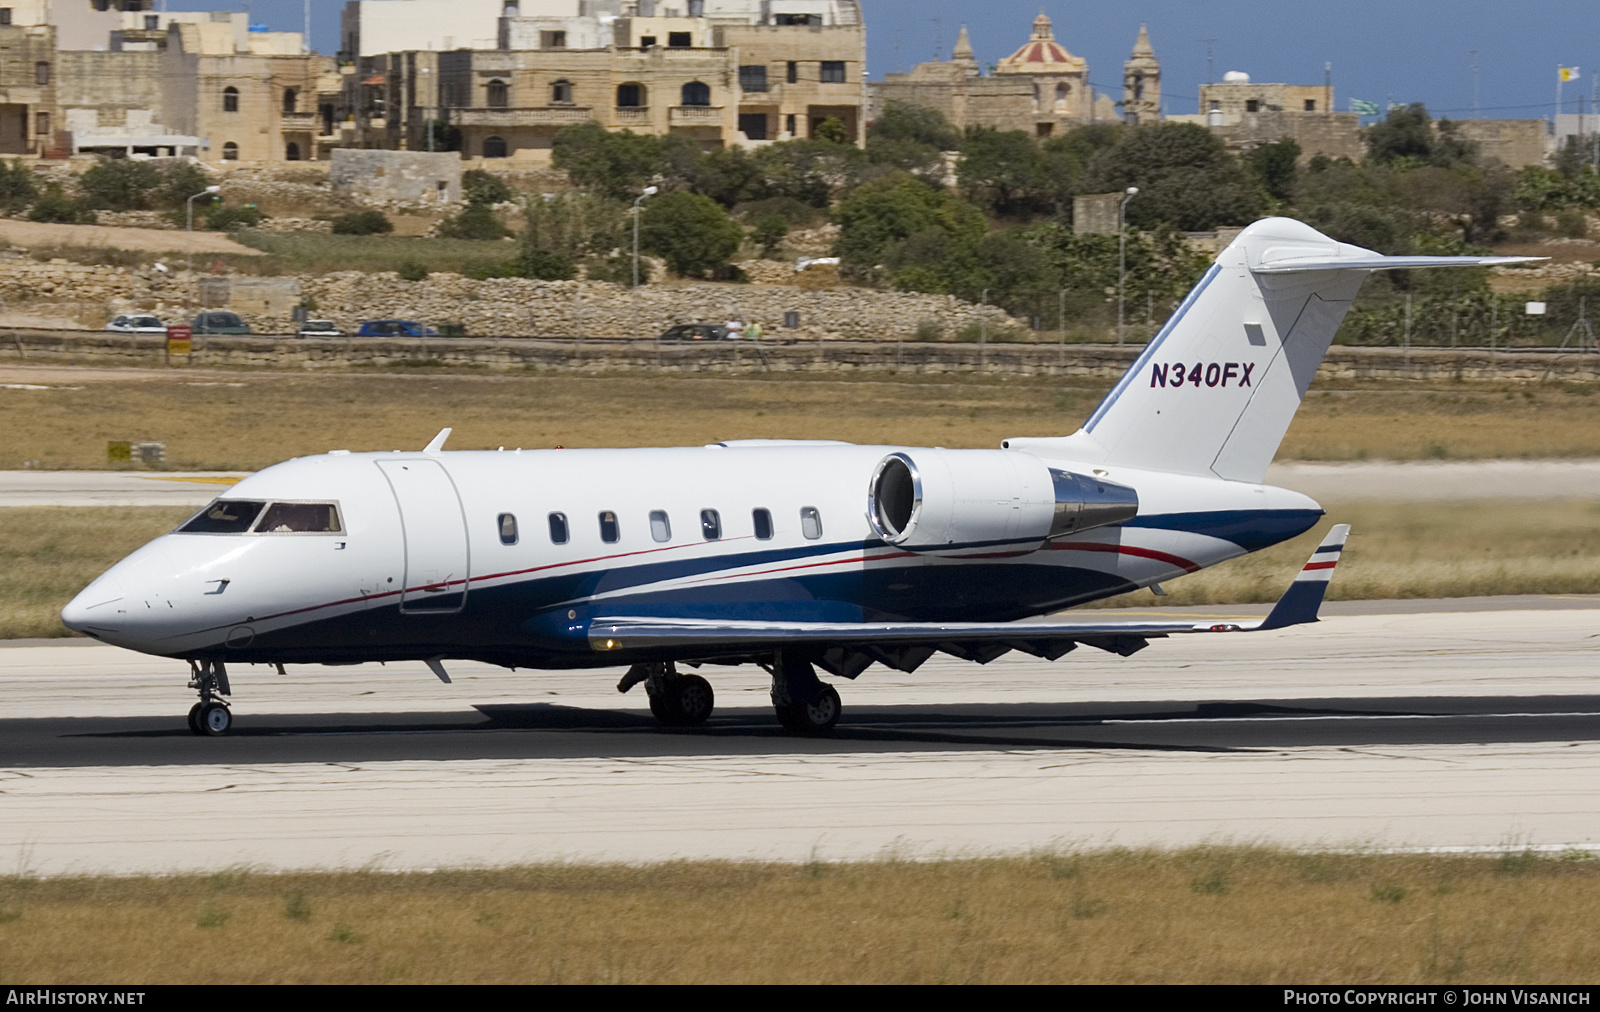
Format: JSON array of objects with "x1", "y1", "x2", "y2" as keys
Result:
[
  {"x1": 186, "y1": 659, "x2": 233, "y2": 736},
  {"x1": 617, "y1": 661, "x2": 715, "y2": 727}
]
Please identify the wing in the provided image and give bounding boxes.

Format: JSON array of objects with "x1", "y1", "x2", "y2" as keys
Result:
[{"x1": 588, "y1": 526, "x2": 1351, "y2": 677}]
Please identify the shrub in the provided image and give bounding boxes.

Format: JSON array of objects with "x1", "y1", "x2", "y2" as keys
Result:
[
  {"x1": 27, "y1": 184, "x2": 93, "y2": 224},
  {"x1": 0, "y1": 160, "x2": 37, "y2": 212},
  {"x1": 202, "y1": 205, "x2": 265, "y2": 232},
  {"x1": 463, "y1": 168, "x2": 515, "y2": 205},
  {"x1": 396, "y1": 260, "x2": 429, "y2": 281},
  {"x1": 77, "y1": 158, "x2": 161, "y2": 211},
  {"x1": 516, "y1": 247, "x2": 575, "y2": 280},
  {"x1": 436, "y1": 201, "x2": 508, "y2": 240},
  {"x1": 914, "y1": 319, "x2": 942, "y2": 342},
  {"x1": 638, "y1": 190, "x2": 743, "y2": 277},
  {"x1": 153, "y1": 162, "x2": 216, "y2": 210},
  {"x1": 330, "y1": 209, "x2": 394, "y2": 235},
  {"x1": 751, "y1": 213, "x2": 788, "y2": 258}
]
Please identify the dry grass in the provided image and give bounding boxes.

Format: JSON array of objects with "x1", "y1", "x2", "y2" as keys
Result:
[
  {"x1": 0, "y1": 848, "x2": 1596, "y2": 983},
  {"x1": 0, "y1": 507, "x2": 190, "y2": 639},
  {"x1": 6, "y1": 372, "x2": 1600, "y2": 471},
  {"x1": 7, "y1": 500, "x2": 1598, "y2": 638}
]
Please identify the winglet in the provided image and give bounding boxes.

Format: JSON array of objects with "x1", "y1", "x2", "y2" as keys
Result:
[
  {"x1": 1257, "y1": 524, "x2": 1350, "y2": 630},
  {"x1": 424, "y1": 428, "x2": 452, "y2": 453}
]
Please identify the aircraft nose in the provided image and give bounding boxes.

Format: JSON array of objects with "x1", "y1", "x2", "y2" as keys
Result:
[{"x1": 61, "y1": 572, "x2": 127, "y2": 636}]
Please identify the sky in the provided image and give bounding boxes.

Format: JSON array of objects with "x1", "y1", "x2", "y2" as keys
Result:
[{"x1": 170, "y1": 0, "x2": 1600, "y2": 121}]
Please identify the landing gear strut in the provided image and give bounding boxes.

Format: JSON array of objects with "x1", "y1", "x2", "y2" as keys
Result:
[
  {"x1": 618, "y1": 661, "x2": 715, "y2": 727},
  {"x1": 186, "y1": 659, "x2": 233, "y2": 736},
  {"x1": 770, "y1": 652, "x2": 840, "y2": 734}
]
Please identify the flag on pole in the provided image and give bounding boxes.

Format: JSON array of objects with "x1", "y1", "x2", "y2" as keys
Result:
[
  {"x1": 1560, "y1": 66, "x2": 1581, "y2": 82},
  {"x1": 1349, "y1": 98, "x2": 1379, "y2": 115}
]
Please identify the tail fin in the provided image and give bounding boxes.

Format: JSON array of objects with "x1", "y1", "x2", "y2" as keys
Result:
[{"x1": 1007, "y1": 218, "x2": 1536, "y2": 483}]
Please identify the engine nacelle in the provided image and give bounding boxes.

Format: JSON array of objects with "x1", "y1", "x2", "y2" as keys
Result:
[{"x1": 866, "y1": 449, "x2": 1138, "y2": 555}]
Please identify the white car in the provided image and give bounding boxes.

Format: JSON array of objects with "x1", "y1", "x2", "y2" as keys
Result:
[
  {"x1": 297, "y1": 320, "x2": 343, "y2": 338},
  {"x1": 106, "y1": 315, "x2": 167, "y2": 335}
]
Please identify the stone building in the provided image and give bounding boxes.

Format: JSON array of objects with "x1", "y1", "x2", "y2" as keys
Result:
[
  {"x1": 1462, "y1": 118, "x2": 1549, "y2": 169},
  {"x1": 868, "y1": 14, "x2": 1130, "y2": 139},
  {"x1": 1168, "y1": 73, "x2": 1362, "y2": 162},
  {"x1": 156, "y1": 22, "x2": 334, "y2": 163},
  {"x1": 346, "y1": 0, "x2": 866, "y2": 160}
]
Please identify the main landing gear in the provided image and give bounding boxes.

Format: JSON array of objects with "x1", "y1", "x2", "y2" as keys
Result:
[
  {"x1": 186, "y1": 659, "x2": 233, "y2": 736},
  {"x1": 769, "y1": 652, "x2": 840, "y2": 734},
  {"x1": 618, "y1": 661, "x2": 715, "y2": 727}
]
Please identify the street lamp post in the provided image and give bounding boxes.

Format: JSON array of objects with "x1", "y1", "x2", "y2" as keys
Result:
[
  {"x1": 185, "y1": 184, "x2": 221, "y2": 297},
  {"x1": 1117, "y1": 185, "x2": 1138, "y2": 345},
  {"x1": 632, "y1": 185, "x2": 657, "y2": 345}
]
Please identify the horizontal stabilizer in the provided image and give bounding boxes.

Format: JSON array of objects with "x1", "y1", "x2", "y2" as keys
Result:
[
  {"x1": 1254, "y1": 254, "x2": 1541, "y2": 274},
  {"x1": 1258, "y1": 524, "x2": 1350, "y2": 630}
]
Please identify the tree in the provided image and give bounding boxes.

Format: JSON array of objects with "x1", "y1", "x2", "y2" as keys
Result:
[
  {"x1": 1079, "y1": 122, "x2": 1265, "y2": 231},
  {"x1": 639, "y1": 190, "x2": 743, "y2": 277},
  {"x1": 814, "y1": 116, "x2": 852, "y2": 145},
  {"x1": 833, "y1": 170, "x2": 986, "y2": 286},
  {"x1": 752, "y1": 139, "x2": 868, "y2": 207},
  {"x1": 958, "y1": 128, "x2": 1051, "y2": 217},
  {"x1": 1367, "y1": 104, "x2": 1477, "y2": 167},
  {"x1": 752, "y1": 213, "x2": 788, "y2": 258},
  {"x1": 518, "y1": 190, "x2": 627, "y2": 278},
  {"x1": 1250, "y1": 137, "x2": 1301, "y2": 203},
  {"x1": 869, "y1": 102, "x2": 962, "y2": 151},
  {"x1": 551, "y1": 122, "x2": 665, "y2": 202},
  {"x1": 152, "y1": 162, "x2": 213, "y2": 210}
]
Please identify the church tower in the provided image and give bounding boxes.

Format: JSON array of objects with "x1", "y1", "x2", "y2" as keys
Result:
[
  {"x1": 1122, "y1": 23, "x2": 1161, "y2": 124},
  {"x1": 951, "y1": 24, "x2": 979, "y2": 79}
]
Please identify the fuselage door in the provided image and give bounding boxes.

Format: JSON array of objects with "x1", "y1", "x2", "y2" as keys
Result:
[{"x1": 376, "y1": 458, "x2": 469, "y2": 614}]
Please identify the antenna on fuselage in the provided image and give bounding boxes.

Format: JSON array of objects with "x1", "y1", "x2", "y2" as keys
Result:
[{"x1": 423, "y1": 428, "x2": 452, "y2": 453}]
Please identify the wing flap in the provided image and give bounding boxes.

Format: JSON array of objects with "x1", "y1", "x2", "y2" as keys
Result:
[{"x1": 586, "y1": 525, "x2": 1351, "y2": 661}]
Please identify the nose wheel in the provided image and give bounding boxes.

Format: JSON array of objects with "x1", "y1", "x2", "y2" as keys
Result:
[
  {"x1": 186, "y1": 659, "x2": 234, "y2": 736},
  {"x1": 618, "y1": 662, "x2": 715, "y2": 727}
]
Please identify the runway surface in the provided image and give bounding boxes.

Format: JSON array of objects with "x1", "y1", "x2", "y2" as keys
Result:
[{"x1": 3, "y1": 602, "x2": 1599, "y2": 875}]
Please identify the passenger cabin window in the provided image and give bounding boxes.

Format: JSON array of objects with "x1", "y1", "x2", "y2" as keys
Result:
[
  {"x1": 700, "y1": 509, "x2": 721, "y2": 540},
  {"x1": 548, "y1": 512, "x2": 569, "y2": 544},
  {"x1": 752, "y1": 507, "x2": 773, "y2": 540},
  {"x1": 599, "y1": 510, "x2": 620, "y2": 544},
  {"x1": 498, "y1": 513, "x2": 518, "y2": 545},
  {"x1": 800, "y1": 506, "x2": 822, "y2": 540},
  {"x1": 255, "y1": 502, "x2": 342, "y2": 534},
  {"x1": 180, "y1": 499, "x2": 266, "y2": 534},
  {"x1": 649, "y1": 510, "x2": 671, "y2": 542}
]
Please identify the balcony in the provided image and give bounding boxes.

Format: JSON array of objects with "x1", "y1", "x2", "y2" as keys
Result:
[
  {"x1": 669, "y1": 105, "x2": 723, "y2": 125},
  {"x1": 614, "y1": 107, "x2": 650, "y2": 124},
  {"x1": 280, "y1": 112, "x2": 317, "y2": 131},
  {"x1": 450, "y1": 106, "x2": 596, "y2": 128}
]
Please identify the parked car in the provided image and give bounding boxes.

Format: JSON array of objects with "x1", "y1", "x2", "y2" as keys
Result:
[
  {"x1": 105, "y1": 315, "x2": 167, "y2": 335},
  {"x1": 191, "y1": 311, "x2": 250, "y2": 336},
  {"x1": 657, "y1": 323, "x2": 729, "y2": 343},
  {"x1": 356, "y1": 319, "x2": 440, "y2": 337},
  {"x1": 297, "y1": 320, "x2": 343, "y2": 338}
]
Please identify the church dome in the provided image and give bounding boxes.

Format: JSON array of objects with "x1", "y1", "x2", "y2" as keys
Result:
[{"x1": 996, "y1": 10, "x2": 1085, "y2": 75}]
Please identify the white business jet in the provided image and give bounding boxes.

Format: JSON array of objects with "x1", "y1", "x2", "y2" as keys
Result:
[{"x1": 61, "y1": 218, "x2": 1535, "y2": 735}]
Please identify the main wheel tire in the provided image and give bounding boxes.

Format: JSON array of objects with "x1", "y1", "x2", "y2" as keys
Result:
[
  {"x1": 187, "y1": 702, "x2": 204, "y2": 736},
  {"x1": 670, "y1": 674, "x2": 714, "y2": 726},
  {"x1": 199, "y1": 701, "x2": 232, "y2": 736},
  {"x1": 774, "y1": 685, "x2": 841, "y2": 734}
]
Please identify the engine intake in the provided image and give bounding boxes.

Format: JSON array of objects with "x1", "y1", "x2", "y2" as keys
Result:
[{"x1": 867, "y1": 449, "x2": 1138, "y2": 555}]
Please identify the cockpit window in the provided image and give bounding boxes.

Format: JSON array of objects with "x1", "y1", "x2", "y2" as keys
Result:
[
  {"x1": 253, "y1": 502, "x2": 343, "y2": 534},
  {"x1": 179, "y1": 500, "x2": 267, "y2": 534}
]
